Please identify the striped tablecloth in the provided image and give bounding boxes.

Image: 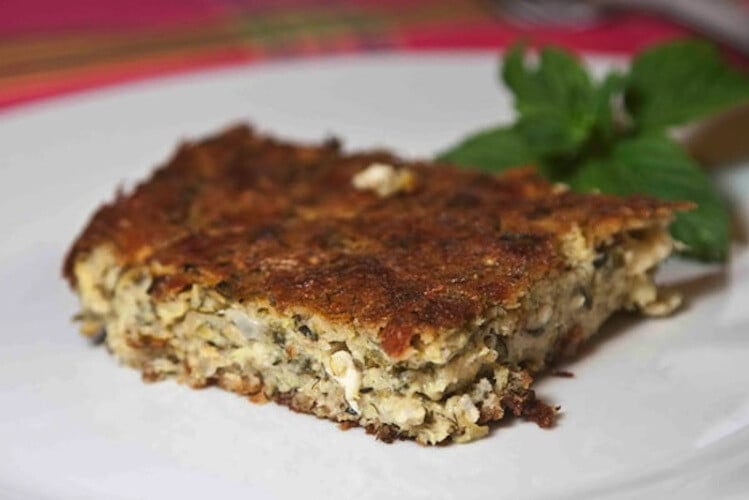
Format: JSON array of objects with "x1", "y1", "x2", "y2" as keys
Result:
[{"x1": 0, "y1": 0, "x2": 721, "y2": 111}]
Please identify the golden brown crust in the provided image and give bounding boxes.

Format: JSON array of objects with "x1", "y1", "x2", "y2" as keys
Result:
[{"x1": 64, "y1": 124, "x2": 687, "y2": 358}]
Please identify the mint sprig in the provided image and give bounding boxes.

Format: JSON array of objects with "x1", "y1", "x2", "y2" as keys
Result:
[{"x1": 438, "y1": 40, "x2": 749, "y2": 261}]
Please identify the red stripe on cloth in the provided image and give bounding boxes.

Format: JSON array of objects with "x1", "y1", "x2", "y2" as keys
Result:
[{"x1": 0, "y1": 0, "x2": 228, "y2": 35}]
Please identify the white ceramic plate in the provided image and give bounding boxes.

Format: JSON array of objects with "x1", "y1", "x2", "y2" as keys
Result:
[{"x1": 1, "y1": 52, "x2": 748, "y2": 500}]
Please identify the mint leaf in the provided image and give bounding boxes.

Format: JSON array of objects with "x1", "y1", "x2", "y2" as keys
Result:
[
  {"x1": 627, "y1": 40, "x2": 749, "y2": 130},
  {"x1": 567, "y1": 134, "x2": 729, "y2": 261},
  {"x1": 514, "y1": 108, "x2": 595, "y2": 158},
  {"x1": 502, "y1": 45, "x2": 601, "y2": 157},
  {"x1": 437, "y1": 126, "x2": 535, "y2": 172},
  {"x1": 502, "y1": 45, "x2": 594, "y2": 117}
]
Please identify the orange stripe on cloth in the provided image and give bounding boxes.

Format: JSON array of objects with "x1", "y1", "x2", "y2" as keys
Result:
[
  {"x1": 0, "y1": 45, "x2": 256, "y2": 110},
  {"x1": 0, "y1": 33, "x2": 398, "y2": 110}
]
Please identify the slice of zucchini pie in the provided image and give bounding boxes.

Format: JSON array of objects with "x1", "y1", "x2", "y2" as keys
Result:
[{"x1": 64, "y1": 125, "x2": 688, "y2": 444}]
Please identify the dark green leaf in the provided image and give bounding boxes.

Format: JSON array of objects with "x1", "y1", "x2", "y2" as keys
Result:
[
  {"x1": 567, "y1": 134, "x2": 729, "y2": 261},
  {"x1": 437, "y1": 126, "x2": 536, "y2": 172},
  {"x1": 627, "y1": 40, "x2": 749, "y2": 130},
  {"x1": 514, "y1": 108, "x2": 596, "y2": 157},
  {"x1": 501, "y1": 44, "x2": 615, "y2": 157},
  {"x1": 502, "y1": 45, "x2": 594, "y2": 116}
]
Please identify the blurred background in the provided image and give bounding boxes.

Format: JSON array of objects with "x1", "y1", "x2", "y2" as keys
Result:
[
  {"x1": 1, "y1": 4, "x2": 749, "y2": 498},
  {"x1": 2, "y1": 0, "x2": 748, "y2": 111}
]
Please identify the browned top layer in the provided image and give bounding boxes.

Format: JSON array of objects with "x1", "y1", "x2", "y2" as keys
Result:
[{"x1": 64, "y1": 125, "x2": 684, "y2": 357}]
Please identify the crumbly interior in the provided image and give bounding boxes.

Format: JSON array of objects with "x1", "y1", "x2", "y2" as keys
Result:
[{"x1": 72, "y1": 225, "x2": 677, "y2": 444}]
